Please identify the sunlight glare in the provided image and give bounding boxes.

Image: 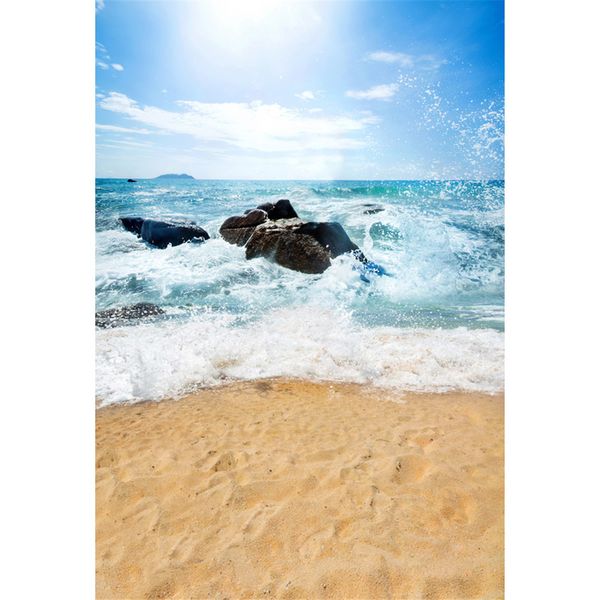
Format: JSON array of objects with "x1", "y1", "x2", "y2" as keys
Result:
[{"x1": 213, "y1": 0, "x2": 282, "y2": 22}]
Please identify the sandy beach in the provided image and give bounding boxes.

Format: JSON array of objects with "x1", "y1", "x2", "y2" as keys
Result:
[{"x1": 96, "y1": 379, "x2": 503, "y2": 599}]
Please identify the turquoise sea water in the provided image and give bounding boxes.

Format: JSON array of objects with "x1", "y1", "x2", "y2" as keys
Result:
[{"x1": 96, "y1": 179, "x2": 504, "y2": 404}]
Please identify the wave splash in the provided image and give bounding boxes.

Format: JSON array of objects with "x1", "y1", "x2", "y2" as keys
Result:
[{"x1": 96, "y1": 306, "x2": 504, "y2": 405}]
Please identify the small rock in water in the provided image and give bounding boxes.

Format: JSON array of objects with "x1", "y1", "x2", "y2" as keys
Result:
[
  {"x1": 363, "y1": 206, "x2": 384, "y2": 215},
  {"x1": 120, "y1": 216, "x2": 144, "y2": 236},
  {"x1": 95, "y1": 303, "x2": 165, "y2": 328},
  {"x1": 120, "y1": 217, "x2": 210, "y2": 248}
]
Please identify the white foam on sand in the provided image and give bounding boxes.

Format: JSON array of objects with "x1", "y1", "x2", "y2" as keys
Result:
[{"x1": 96, "y1": 306, "x2": 504, "y2": 406}]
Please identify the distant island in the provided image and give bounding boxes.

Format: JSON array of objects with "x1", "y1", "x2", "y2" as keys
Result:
[{"x1": 154, "y1": 173, "x2": 195, "y2": 180}]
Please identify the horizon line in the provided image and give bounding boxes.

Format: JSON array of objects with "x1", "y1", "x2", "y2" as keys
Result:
[{"x1": 95, "y1": 177, "x2": 505, "y2": 183}]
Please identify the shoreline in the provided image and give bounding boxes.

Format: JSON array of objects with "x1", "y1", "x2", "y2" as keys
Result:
[
  {"x1": 96, "y1": 376, "x2": 504, "y2": 410},
  {"x1": 97, "y1": 379, "x2": 504, "y2": 599}
]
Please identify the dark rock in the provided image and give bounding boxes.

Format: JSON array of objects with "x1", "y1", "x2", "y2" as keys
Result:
[
  {"x1": 120, "y1": 217, "x2": 145, "y2": 236},
  {"x1": 220, "y1": 199, "x2": 369, "y2": 274},
  {"x1": 255, "y1": 202, "x2": 273, "y2": 214},
  {"x1": 219, "y1": 201, "x2": 299, "y2": 247},
  {"x1": 295, "y1": 222, "x2": 365, "y2": 260},
  {"x1": 95, "y1": 303, "x2": 164, "y2": 328},
  {"x1": 219, "y1": 209, "x2": 268, "y2": 246},
  {"x1": 256, "y1": 199, "x2": 299, "y2": 221},
  {"x1": 221, "y1": 209, "x2": 268, "y2": 230},
  {"x1": 140, "y1": 219, "x2": 210, "y2": 248},
  {"x1": 120, "y1": 217, "x2": 210, "y2": 248},
  {"x1": 246, "y1": 224, "x2": 331, "y2": 274},
  {"x1": 362, "y1": 203, "x2": 384, "y2": 215},
  {"x1": 127, "y1": 178, "x2": 137, "y2": 183}
]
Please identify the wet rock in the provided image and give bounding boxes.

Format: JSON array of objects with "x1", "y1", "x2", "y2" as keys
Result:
[
  {"x1": 95, "y1": 303, "x2": 165, "y2": 328},
  {"x1": 120, "y1": 217, "x2": 145, "y2": 236},
  {"x1": 255, "y1": 199, "x2": 299, "y2": 221},
  {"x1": 140, "y1": 219, "x2": 209, "y2": 248},
  {"x1": 219, "y1": 209, "x2": 268, "y2": 246},
  {"x1": 245, "y1": 222, "x2": 332, "y2": 274},
  {"x1": 295, "y1": 222, "x2": 366, "y2": 262},
  {"x1": 219, "y1": 201, "x2": 297, "y2": 246},
  {"x1": 220, "y1": 199, "x2": 370, "y2": 274},
  {"x1": 363, "y1": 205, "x2": 384, "y2": 215},
  {"x1": 127, "y1": 178, "x2": 137, "y2": 183},
  {"x1": 120, "y1": 217, "x2": 210, "y2": 248}
]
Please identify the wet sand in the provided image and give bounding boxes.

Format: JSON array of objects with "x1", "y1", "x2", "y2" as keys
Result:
[{"x1": 96, "y1": 379, "x2": 503, "y2": 599}]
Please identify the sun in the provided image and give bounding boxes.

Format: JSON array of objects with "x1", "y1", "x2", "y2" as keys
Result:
[
  {"x1": 181, "y1": 0, "x2": 325, "y2": 66},
  {"x1": 213, "y1": 0, "x2": 282, "y2": 22}
]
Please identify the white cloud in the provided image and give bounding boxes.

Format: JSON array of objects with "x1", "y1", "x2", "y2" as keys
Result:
[
  {"x1": 367, "y1": 51, "x2": 447, "y2": 71},
  {"x1": 295, "y1": 90, "x2": 316, "y2": 101},
  {"x1": 96, "y1": 42, "x2": 109, "y2": 59},
  {"x1": 96, "y1": 124, "x2": 153, "y2": 135},
  {"x1": 346, "y1": 83, "x2": 399, "y2": 101},
  {"x1": 415, "y1": 54, "x2": 448, "y2": 71},
  {"x1": 99, "y1": 92, "x2": 378, "y2": 152},
  {"x1": 96, "y1": 0, "x2": 105, "y2": 12},
  {"x1": 368, "y1": 51, "x2": 415, "y2": 67},
  {"x1": 96, "y1": 42, "x2": 123, "y2": 72},
  {"x1": 104, "y1": 139, "x2": 155, "y2": 148}
]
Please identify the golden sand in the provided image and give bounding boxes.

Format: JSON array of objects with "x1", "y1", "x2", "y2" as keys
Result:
[{"x1": 96, "y1": 379, "x2": 504, "y2": 599}]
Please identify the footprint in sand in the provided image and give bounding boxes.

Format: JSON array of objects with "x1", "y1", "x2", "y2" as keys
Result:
[
  {"x1": 391, "y1": 454, "x2": 432, "y2": 485},
  {"x1": 212, "y1": 451, "x2": 238, "y2": 472},
  {"x1": 397, "y1": 427, "x2": 445, "y2": 453},
  {"x1": 439, "y1": 492, "x2": 476, "y2": 525},
  {"x1": 167, "y1": 535, "x2": 203, "y2": 567},
  {"x1": 298, "y1": 524, "x2": 336, "y2": 560}
]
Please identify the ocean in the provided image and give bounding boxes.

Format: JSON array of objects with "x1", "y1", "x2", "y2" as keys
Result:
[{"x1": 96, "y1": 179, "x2": 504, "y2": 405}]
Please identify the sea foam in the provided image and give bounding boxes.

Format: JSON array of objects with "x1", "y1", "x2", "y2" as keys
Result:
[{"x1": 96, "y1": 306, "x2": 503, "y2": 405}]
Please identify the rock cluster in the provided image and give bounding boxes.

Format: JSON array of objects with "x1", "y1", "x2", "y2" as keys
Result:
[
  {"x1": 110, "y1": 199, "x2": 382, "y2": 327},
  {"x1": 220, "y1": 199, "x2": 366, "y2": 274},
  {"x1": 119, "y1": 199, "x2": 373, "y2": 275}
]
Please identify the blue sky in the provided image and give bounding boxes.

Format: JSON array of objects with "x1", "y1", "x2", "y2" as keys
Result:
[{"x1": 96, "y1": 0, "x2": 504, "y2": 179}]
